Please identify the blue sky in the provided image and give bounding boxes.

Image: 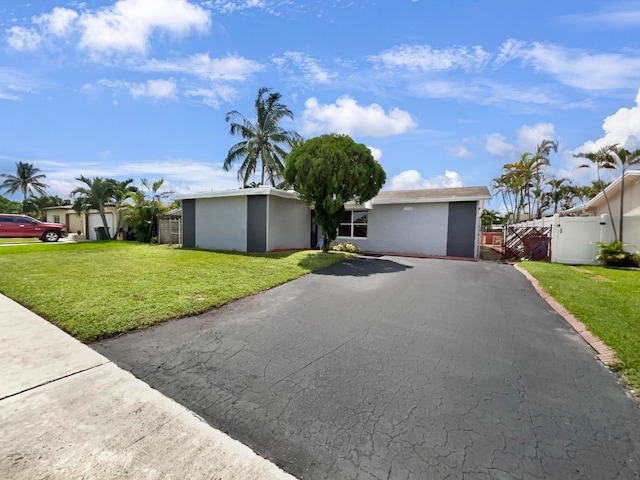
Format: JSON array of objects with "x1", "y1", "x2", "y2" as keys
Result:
[{"x1": 2, "y1": 0, "x2": 640, "y2": 210}]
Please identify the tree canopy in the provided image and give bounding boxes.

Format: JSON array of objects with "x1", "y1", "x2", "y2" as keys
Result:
[{"x1": 284, "y1": 134, "x2": 386, "y2": 251}]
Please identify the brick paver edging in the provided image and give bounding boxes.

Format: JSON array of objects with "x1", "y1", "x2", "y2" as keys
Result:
[{"x1": 513, "y1": 264, "x2": 619, "y2": 366}]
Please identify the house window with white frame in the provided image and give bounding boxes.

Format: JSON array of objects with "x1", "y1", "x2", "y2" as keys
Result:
[{"x1": 338, "y1": 210, "x2": 368, "y2": 238}]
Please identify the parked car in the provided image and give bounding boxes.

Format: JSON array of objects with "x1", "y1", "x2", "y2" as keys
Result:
[{"x1": 0, "y1": 214, "x2": 67, "y2": 242}]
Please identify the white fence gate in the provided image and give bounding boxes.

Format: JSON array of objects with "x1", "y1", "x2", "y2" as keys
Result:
[{"x1": 511, "y1": 214, "x2": 640, "y2": 265}]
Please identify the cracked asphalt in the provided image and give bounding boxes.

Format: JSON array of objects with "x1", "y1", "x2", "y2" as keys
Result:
[{"x1": 93, "y1": 256, "x2": 640, "y2": 480}]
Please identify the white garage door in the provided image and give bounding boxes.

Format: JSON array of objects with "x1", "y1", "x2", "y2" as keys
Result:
[{"x1": 88, "y1": 213, "x2": 114, "y2": 240}]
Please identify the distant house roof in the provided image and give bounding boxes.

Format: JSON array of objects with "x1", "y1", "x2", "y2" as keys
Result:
[
  {"x1": 160, "y1": 208, "x2": 182, "y2": 218},
  {"x1": 561, "y1": 170, "x2": 640, "y2": 216},
  {"x1": 176, "y1": 186, "x2": 301, "y2": 201},
  {"x1": 371, "y1": 186, "x2": 491, "y2": 205}
]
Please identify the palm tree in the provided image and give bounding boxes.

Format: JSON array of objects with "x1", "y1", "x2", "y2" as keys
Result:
[
  {"x1": 603, "y1": 147, "x2": 640, "y2": 242},
  {"x1": 111, "y1": 178, "x2": 137, "y2": 239},
  {"x1": 224, "y1": 87, "x2": 297, "y2": 187},
  {"x1": 71, "y1": 176, "x2": 116, "y2": 239},
  {"x1": 0, "y1": 161, "x2": 49, "y2": 212},
  {"x1": 546, "y1": 177, "x2": 572, "y2": 214},
  {"x1": 575, "y1": 145, "x2": 619, "y2": 241}
]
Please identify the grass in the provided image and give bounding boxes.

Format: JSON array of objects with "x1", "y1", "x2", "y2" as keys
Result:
[
  {"x1": 519, "y1": 261, "x2": 640, "y2": 390},
  {"x1": 0, "y1": 242, "x2": 351, "y2": 342},
  {"x1": 0, "y1": 238, "x2": 41, "y2": 243}
]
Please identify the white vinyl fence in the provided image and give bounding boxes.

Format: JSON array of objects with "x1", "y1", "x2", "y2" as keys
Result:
[{"x1": 511, "y1": 214, "x2": 640, "y2": 265}]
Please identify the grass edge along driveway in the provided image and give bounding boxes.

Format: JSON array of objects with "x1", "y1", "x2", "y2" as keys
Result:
[
  {"x1": 0, "y1": 242, "x2": 351, "y2": 342},
  {"x1": 519, "y1": 261, "x2": 640, "y2": 391}
]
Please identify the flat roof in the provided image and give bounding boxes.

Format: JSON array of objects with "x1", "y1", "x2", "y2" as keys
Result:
[
  {"x1": 176, "y1": 186, "x2": 302, "y2": 201},
  {"x1": 372, "y1": 186, "x2": 491, "y2": 205}
]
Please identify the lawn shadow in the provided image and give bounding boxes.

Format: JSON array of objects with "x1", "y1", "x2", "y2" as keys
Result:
[{"x1": 304, "y1": 255, "x2": 413, "y2": 277}]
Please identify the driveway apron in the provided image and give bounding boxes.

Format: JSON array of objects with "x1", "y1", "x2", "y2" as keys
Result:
[{"x1": 93, "y1": 257, "x2": 640, "y2": 480}]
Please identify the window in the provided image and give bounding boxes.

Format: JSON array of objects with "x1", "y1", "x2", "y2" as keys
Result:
[
  {"x1": 53, "y1": 215, "x2": 60, "y2": 223},
  {"x1": 338, "y1": 210, "x2": 368, "y2": 238}
]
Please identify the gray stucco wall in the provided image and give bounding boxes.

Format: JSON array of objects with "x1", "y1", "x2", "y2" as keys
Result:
[
  {"x1": 340, "y1": 203, "x2": 449, "y2": 256},
  {"x1": 267, "y1": 196, "x2": 312, "y2": 250},
  {"x1": 194, "y1": 196, "x2": 247, "y2": 251}
]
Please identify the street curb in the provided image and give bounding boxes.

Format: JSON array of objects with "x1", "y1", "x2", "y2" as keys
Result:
[{"x1": 513, "y1": 264, "x2": 619, "y2": 366}]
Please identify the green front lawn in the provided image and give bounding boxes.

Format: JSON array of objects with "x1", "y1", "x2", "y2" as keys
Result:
[
  {"x1": 519, "y1": 262, "x2": 640, "y2": 390},
  {"x1": 0, "y1": 242, "x2": 350, "y2": 342}
]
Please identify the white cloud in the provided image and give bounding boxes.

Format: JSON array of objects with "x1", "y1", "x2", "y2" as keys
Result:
[
  {"x1": 185, "y1": 85, "x2": 237, "y2": 107},
  {"x1": 78, "y1": 0, "x2": 210, "y2": 54},
  {"x1": 485, "y1": 133, "x2": 517, "y2": 158},
  {"x1": 272, "y1": 51, "x2": 336, "y2": 84},
  {"x1": 140, "y1": 53, "x2": 264, "y2": 81},
  {"x1": 446, "y1": 140, "x2": 471, "y2": 158},
  {"x1": 370, "y1": 44, "x2": 490, "y2": 71},
  {"x1": 6, "y1": 26, "x2": 42, "y2": 51},
  {"x1": 367, "y1": 146, "x2": 382, "y2": 161},
  {"x1": 130, "y1": 79, "x2": 177, "y2": 99},
  {"x1": 33, "y1": 7, "x2": 78, "y2": 37},
  {"x1": 516, "y1": 123, "x2": 556, "y2": 153},
  {"x1": 301, "y1": 96, "x2": 417, "y2": 137},
  {"x1": 213, "y1": 0, "x2": 268, "y2": 15},
  {"x1": 574, "y1": 88, "x2": 640, "y2": 153},
  {"x1": 496, "y1": 38, "x2": 640, "y2": 90},
  {"x1": 486, "y1": 123, "x2": 556, "y2": 159},
  {"x1": 389, "y1": 170, "x2": 463, "y2": 190}
]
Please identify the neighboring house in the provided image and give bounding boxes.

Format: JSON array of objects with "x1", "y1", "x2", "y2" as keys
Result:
[
  {"x1": 44, "y1": 205, "x2": 120, "y2": 240},
  {"x1": 178, "y1": 185, "x2": 491, "y2": 259},
  {"x1": 562, "y1": 170, "x2": 640, "y2": 218}
]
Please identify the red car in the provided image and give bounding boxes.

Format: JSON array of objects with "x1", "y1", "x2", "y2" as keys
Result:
[{"x1": 0, "y1": 214, "x2": 67, "y2": 242}]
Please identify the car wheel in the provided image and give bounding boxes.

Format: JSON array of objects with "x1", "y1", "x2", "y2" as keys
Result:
[{"x1": 42, "y1": 231, "x2": 60, "y2": 242}]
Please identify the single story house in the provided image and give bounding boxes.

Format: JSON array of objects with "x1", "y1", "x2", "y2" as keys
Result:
[
  {"x1": 44, "y1": 205, "x2": 120, "y2": 240},
  {"x1": 562, "y1": 170, "x2": 640, "y2": 218},
  {"x1": 178, "y1": 185, "x2": 491, "y2": 259}
]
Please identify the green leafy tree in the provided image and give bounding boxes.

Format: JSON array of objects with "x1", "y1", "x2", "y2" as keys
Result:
[
  {"x1": 481, "y1": 209, "x2": 502, "y2": 227},
  {"x1": 284, "y1": 134, "x2": 386, "y2": 252},
  {"x1": 224, "y1": 87, "x2": 297, "y2": 187},
  {"x1": 0, "y1": 195, "x2": 21, "y2": 213},
  {"x1": 111, "y1": 178, "x2": 137, "y2": 239},
  {"x1": 71, "y1": 176, "x2": 116, "y2": 239},
  {"x1": 23, "y1": 194, "x2": 70, "y2": 220},
  {"x1": 0, "y1": 161, "x2": 49, "y2": 212}
]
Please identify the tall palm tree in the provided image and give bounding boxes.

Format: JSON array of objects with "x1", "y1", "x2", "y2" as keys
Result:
[
  {"x1": 111, "y1": 178, "x2": 137, "y2": 239},
  {"x1": 224, "y1": 87, "x2": 297, "y2": 187},
  {"x1": 71, "y1": 176, "x2": 116, "y2": 239},
  {"x1": 575, "y1": 145, "x2": 619, "y2": 241},
  {"x1": 0, "y1": 161, "x2": 49, "y2": 212},
  {"x1": 603, "y1": 147, "x2": 640, "y2": 242}
]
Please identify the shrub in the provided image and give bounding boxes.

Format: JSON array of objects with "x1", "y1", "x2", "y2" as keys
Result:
[
  {"x1": 332, "y1": 242, "x2": 362, "y2": 254},
  {"x1": 596, "y1": 241, "x2": 640, "y2": 267}
]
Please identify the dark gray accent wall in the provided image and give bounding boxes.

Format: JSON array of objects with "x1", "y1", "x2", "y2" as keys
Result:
[
  {"x1": 182, "y1": 199, "x2": 196, "y2": 248},
  {"x1": 247, "y1": 195, "x2": 267, "y2": 252},
  {"x1": 446, "y1": 201, "x2": 477, "y2": 258}
]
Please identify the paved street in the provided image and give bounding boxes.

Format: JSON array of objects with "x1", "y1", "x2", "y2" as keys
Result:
[{"x1": 94, "y1": 256, "x2": 640, "y2": 479}]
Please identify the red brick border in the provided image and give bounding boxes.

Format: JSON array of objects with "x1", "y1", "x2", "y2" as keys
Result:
[{"x1": 513, "y1": 264, "x2": 618, "y2": 366}]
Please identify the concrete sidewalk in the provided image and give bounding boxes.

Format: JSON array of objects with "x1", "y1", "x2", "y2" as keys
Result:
[{"x1": 0, "y1": 294, "x2": 296, "y2": 480}]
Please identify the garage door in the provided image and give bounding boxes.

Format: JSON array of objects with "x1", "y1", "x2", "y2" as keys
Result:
[
  {"x1": 446, "y1": 201, "x2": 477, "y2": 258},
  {"x1": 88, "y1": 213, "x2": 114, "y2": 240}
]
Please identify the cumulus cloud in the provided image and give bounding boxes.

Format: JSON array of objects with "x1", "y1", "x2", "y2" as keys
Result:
[
  {"x1": 272, "y1": 51, "x2": 336, "y2": 84},
  {"x1": 367, "y1": 146, "x2": 382, "y2": 161},
  {"x1": 6, "y1": 0, "x2": 210, "y2": 56},
  {"x1": 486, "y1": 123, "x2": 556, "y2": 159},
  {"x1": 301, "y1": 96, "x2": 417, "y2": 137},
  {"x1": 495, "y1": 38, "x2": 640, "y2": 90},
  {"x1": 130, "y1": 79, "x2": 177, "y2": 99},
  {"x1": 370, "y1": 44, "x2": 490, "y2": 71},
  {"x1": 574, "y1": 88, "x2": 640, "y2": 153},
  {"x1": 6, "y1": 26, "x2": 42, "y2": 51},
  {"x1": 446, "y1": 141, "x2": 471, "y2": 158},
  {"x1": 139, "y1": 53, "x2": 264, "y2": 81},
  {"x1": 389, "y1": 170, "x2": 463, "y2": 190},
  {"x1": 34, "y1": 7, "x2": 78, "y2": 37}
]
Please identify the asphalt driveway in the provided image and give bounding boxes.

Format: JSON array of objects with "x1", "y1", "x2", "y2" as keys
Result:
[{"x1": 93, "y1": 256, "x2": 640, "y2": 480}]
